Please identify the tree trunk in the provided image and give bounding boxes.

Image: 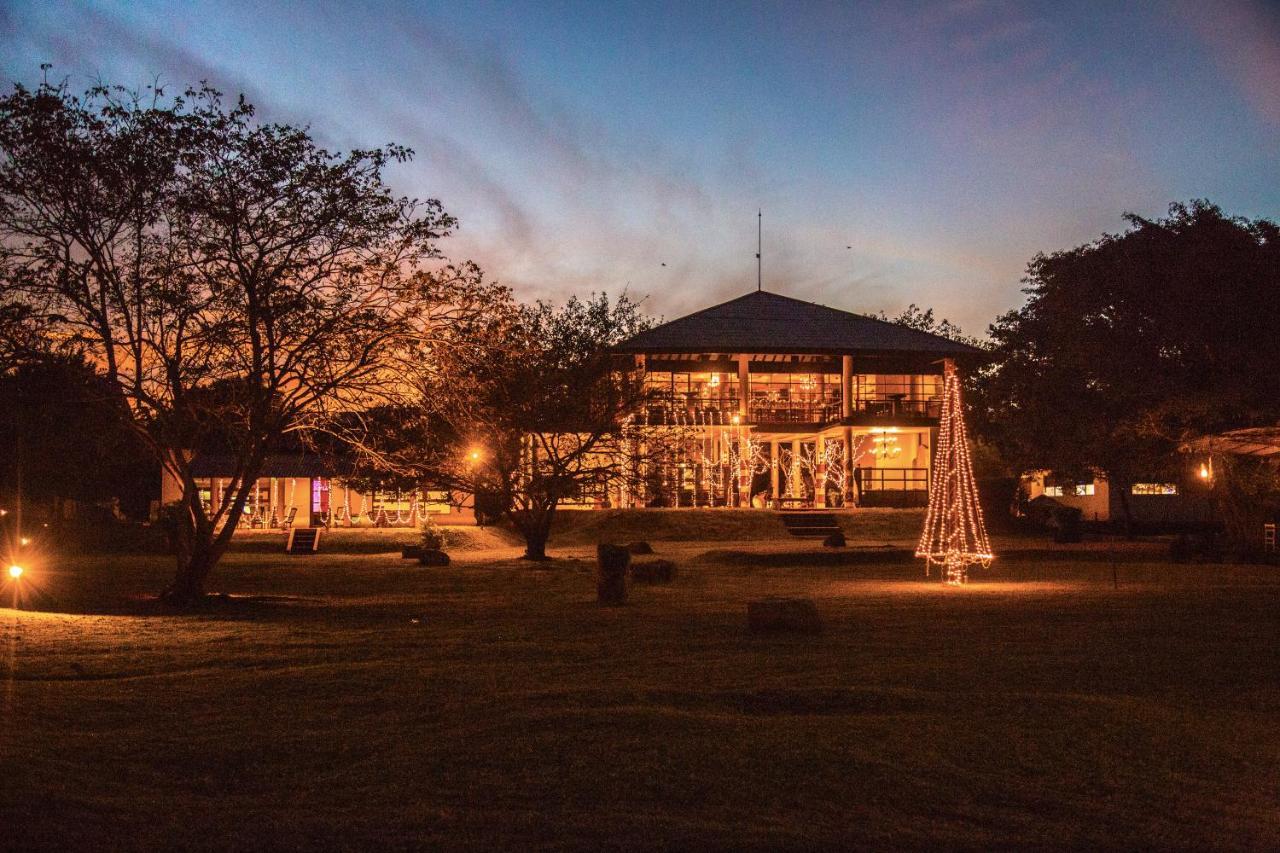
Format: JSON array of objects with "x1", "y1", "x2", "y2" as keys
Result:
[
  {"x1": 1114, "y1": 479, "x2": 1135, "y2": 539},
  {"x1": 513, "y1": 501, "x2": 556, "y2": 561},
  {"x1": 161, "y1": 457, "x2": 257, "y2": 606},
  {"x1": 164, "y1": 539, "x2": 219, "y2": 605}
]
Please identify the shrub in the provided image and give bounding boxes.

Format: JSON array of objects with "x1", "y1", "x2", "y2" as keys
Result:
[{"x1": 420, "y1": 517, "x2": 449, "y2": 550}]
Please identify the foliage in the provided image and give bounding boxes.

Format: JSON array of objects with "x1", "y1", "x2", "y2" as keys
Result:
[
  {"x1": 0, "y1": 355, "x2": 156, "y2": 519},
  {"x1": 879, "y1": 304, "x2": 988, "y2": 350},
  {"x1": 419, "y1": 515, "x2": 449, "y2": 551},
  {"x1": 0, "y1": 76, "x2": 483, "y2": 602},
  {"x1": 407, "y1": 292, "x2": 687, "y2": 559},
  {"x1": 975, "y1": 201, "x2": 1280, "y2": 528}
]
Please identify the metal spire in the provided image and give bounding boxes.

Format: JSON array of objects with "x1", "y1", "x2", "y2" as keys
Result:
[{"x1": 747, "y1": 208, "x2": 757, "y2": 292}]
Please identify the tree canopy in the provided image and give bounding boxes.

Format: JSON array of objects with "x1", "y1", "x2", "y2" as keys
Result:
[
  {"x1": 401, "y1": 292, "x2": 682, "y2": 559},
  {"x1": 975, "y1": 201, "x2": 1280, "y2": 519},
  {"x1": 0, "y1": 77, "x2": 484, "y2": 602}
]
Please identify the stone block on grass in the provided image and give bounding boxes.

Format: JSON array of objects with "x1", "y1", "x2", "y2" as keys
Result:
[
  {"x1": 822, "y1": 532, "x2": 846, "y2": 548},
  {"x1": 417, "y1": 549, "x2": 450, "y2": 567},
  {"x1": 402, "y1": 545, "x2": 424, "y2": 560},
  {"x1": 630, "y1": 559, "x2": 677, "y2": 584},
  {"x1": 596, "y1": 543, "x2": 630, "y2": 606},
  {"x1": 627, "y1": 541, "x2": 654, "y2": 555},
  {"x1": 747, "y1": 597, "x2": 823, "y2": 635}
]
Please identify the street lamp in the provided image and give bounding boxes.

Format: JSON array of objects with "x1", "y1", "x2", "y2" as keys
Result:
[{"x1": 7, "y1": 564, "x2": 22, "y2": 580}]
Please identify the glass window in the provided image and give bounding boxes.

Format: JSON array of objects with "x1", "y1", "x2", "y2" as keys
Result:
[
  {"x1": 747, "y1": 372, "x2": 840, "y2": 422},
  {"x1": 1046, "y1": 483, "x2": 1095, "y2": 497},
  {"x1": 1132, "y1": 483, "x2": 1178, "y2": 495}
]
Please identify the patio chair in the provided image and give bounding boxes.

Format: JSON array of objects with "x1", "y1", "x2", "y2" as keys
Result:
[{"x1": 280, "y1": 506, "x2": 298, "y2": 530}]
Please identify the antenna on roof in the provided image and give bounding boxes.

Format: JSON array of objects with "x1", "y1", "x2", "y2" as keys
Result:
[{"x1": 747, "y1": 208, "x2": 757, "y2": 292}]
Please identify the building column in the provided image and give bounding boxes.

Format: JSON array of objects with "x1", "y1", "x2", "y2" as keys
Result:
[
  {"x1": 769, "y1": 440, "x2": 779, "y2": 507},
  {"x1": 844, "y1": 427, "x2": 856, "y2": 506},
  {"x1": 791, "y1": 438, "x2": 802, "y2": 499},
  {"x1": 841, "y1": 355, "x2": 853, "y2": 420},
  {"x1": 815, "y1": 434, "x2": 827, "y2": 508},
  {"x1": 737, "y1": 354, "x2": 750, "y2": 421}
]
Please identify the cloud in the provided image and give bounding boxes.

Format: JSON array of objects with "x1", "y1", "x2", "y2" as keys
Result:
[{"x1": 1177, "y1": 0, "x2": 1280, "y2": 127}]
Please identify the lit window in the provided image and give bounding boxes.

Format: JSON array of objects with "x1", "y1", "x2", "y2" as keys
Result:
[
  {"x1": 1132, "y1": 483, "x2": 1178, "y2": 496},
  {"x1": 1045, "y1": 483, "x2": 1094, "y2": 497}
]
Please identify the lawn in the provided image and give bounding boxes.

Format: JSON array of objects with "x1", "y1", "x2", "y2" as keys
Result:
[{"x1": 2, "y1": 523, "x2": 1278, "y2": 850}]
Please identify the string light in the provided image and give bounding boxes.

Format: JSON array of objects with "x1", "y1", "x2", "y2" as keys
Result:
[{"x1": 916, "y1": 359, "x2": 993, "y2": 585}]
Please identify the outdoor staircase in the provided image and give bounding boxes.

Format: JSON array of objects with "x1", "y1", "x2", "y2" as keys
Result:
[
  {"x1": 778, "y1": 511, "x2": 843, "y2": 538},
  {"x1": 286, "y1": 527, "x2": 320, "y2": 554}
]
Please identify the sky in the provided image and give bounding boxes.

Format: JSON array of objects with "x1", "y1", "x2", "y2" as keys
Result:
[{"x1": 2, "y1": 0, "x2": 1278, "y2": 335}]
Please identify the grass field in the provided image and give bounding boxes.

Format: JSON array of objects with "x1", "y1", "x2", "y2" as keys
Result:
[{"x1": 2, "y1": 521, "x2": 1278, "y2": 850}]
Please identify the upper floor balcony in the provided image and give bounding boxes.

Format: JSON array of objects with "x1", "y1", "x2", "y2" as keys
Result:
[{"x1": 635, "y1": 367, "x2": 941, "y2": 428}]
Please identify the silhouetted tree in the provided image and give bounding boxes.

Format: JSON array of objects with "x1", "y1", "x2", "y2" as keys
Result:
[
  {"x1": 975, "y1": 201, "x2": 1280, "y2": 531},
  {"x1": 880, "y1": 304, "x2": 986, "y2": 350},
  {"x1": 0, "y1": 356, "x2": 155, "y2": 521},
  {"x1": 0, "y1": 77, "x2": 482, "y2": 603},
  {"x1": 407, "y1": 293, "x2": 686, "y2": 560}
]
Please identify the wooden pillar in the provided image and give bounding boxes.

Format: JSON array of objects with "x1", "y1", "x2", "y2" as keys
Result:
[{"x1": 737, "y1": 355, "x2": 750, "y2": 421}]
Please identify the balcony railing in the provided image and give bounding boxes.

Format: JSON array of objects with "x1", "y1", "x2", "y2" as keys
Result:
[
  {"x1": 852, "y1": 397, "x2": 941, "y2": 420},
  {"x1": 748, "y1": 401, "x2": 841, "y2": 424},
  {"x1": 634, "y1": 395, "x2": 942, "y2": 427}
]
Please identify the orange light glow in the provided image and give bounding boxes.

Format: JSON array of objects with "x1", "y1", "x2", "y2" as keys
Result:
[{"x1": 8, "y1": 565, "x2": 22, "y2": 579}]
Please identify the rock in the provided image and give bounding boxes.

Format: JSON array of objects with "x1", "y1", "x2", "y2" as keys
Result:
[
  {"x1": 822, "y1": 532, "x2": 846, "y2": 548},
  {"x1": 596, "y1": 543, "x2": 630, "y2": 606},
  {"x1": 747, "y1": 597, "x2": 823, "y2": 635},
  {"x1": 627, "y1": 540, "x2": 654, "y2": 555},
  {"x1": 402, "y1": 545, "x2": 424, "y2": 560},
  {"x1": 417, "y1": 549, "x2": 450, "y2": 567},
  {"x1": 631, "y1": 559, "x2": 676, "y2": 584}
]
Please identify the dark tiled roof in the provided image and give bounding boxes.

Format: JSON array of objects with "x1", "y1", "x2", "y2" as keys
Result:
[
  {"x1": 614, "y1": 290, "x2": 982, "y2": 357},
  {"x1": 189, "y1": 453, "x2": 342, "y2": 479}
]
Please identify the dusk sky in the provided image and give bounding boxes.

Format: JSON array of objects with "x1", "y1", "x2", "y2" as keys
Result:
[{"x1": 3, "y1": 0, "x2": 1278, "y2": 333}]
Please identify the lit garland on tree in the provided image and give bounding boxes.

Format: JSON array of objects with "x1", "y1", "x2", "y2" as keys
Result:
[{"x1": 916, "y1": 359, "x2": 993, "y2": 585}]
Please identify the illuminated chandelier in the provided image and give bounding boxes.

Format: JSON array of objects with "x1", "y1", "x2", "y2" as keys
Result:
[{"x1": 916, "y1": 360, "x2": 994, "y2": 585}]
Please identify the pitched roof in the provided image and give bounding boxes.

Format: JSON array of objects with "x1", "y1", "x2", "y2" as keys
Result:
[{"x1": 614, "y1": 290, "x2": 982, "y2": 357}]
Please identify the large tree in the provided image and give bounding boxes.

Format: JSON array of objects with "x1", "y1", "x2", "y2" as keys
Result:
[
  {"x1": 976, "y1": 201, "x2": 1280, "y2": 527},
  {"x1": 405, "y1": 293, "x2": 684, "y2": 560},
  {"x1": 0, "y1": 78, "x2": 481, "y2": 602}
]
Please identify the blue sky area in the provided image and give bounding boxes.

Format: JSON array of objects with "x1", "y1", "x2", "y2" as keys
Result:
[{"x1": 3, "y1": 0, "x2": 1277, "y2": 333}]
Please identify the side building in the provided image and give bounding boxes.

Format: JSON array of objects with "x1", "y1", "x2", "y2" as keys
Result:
[{"x1": 606, "y1": 290, "x2": 982, "y2": 509}]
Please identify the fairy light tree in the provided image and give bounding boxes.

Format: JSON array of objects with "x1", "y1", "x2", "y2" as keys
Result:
[{"x1": 916, "y1": 360, "x2": 993, "y2": 584}]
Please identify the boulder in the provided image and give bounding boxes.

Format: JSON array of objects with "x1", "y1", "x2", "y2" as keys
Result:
[
  {"x1": 417, "y1": 549, "x2": 450, "y2": 567},
  {"x1": 747, "y1": 597, "x2": 823, "y2": 635},
  {"x1": 822, "y1": 532, "x2": 846, "y2": 548},
  {"x1": 631, "y1": 559, "x2": 676, "y2": 584},
  {"x1": 596, "y1": 543, "x2": 630, "y2": 606},
  {"x1": 402, "y1": 545, "x2": 424, "y2": 560},
  {"x1": 627, "y1": 540, "x2": 654, "y2": 555}
]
